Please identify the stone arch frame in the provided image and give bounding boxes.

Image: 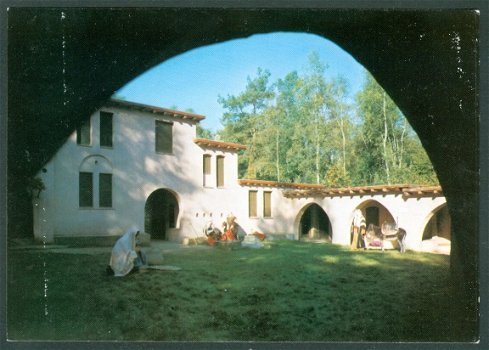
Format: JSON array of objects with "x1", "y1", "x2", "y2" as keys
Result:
[
  {"x1": 294, "y1": 201, "x2": 333, "y2": 241},
  {"x1": 8, "y1": 8, "x2": 479, "y2": 337},
  {"x1": 144, "y1": 187, "x2": 181, "y2": 239}
]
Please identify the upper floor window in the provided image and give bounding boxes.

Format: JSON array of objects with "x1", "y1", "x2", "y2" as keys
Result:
[
  {"x1": 155, "y1": 120, "x2": 173, "y2": 154},
  {"x1": 216, "y1": 156, "x2": 225, "y2": 188},
  {"x1": 76, "y1": 120, "x2": 91, "y2": 146},
  {"x1": 100, "y1": 111, "x2": 113, "y2": 147},
  {"x1": 249, "y1": 190, "x2": 258, "y2": 218},
  {"x1": 263, "y1": 191, "x2": 272, "y2": 218},
  {"x1": 203, "y1": 154, "x2": 212, "y2": 187}
]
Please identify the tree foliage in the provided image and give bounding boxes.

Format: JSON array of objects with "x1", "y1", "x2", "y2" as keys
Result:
[
  {"x1": 218, "y1": 68, "x2": 275, "y2": 178},
  {"x1": 215, "y1": 54, "x2": 439, "y2": 187}
]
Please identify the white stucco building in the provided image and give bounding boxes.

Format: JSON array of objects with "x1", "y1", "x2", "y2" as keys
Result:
[{"x1": 33, "y1": 99, "x2": 450, "y2": 252}]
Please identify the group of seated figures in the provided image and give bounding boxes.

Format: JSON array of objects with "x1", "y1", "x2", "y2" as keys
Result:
[
  {"x1": 351, "y1": 209, "x2": 407, "y2": 253},
  {"x1": 203, "y1": 214, "x2": 239, "y2": 246}
]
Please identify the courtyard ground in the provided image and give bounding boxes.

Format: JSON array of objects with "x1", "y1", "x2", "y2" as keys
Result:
[{"x1": 7, "y1": 238, "x2": 466, "y2": 342}]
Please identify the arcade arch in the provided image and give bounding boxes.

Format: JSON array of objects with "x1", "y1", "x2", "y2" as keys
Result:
[
  {"x1": 419, "y1": 203, "x2": 451, "y2": 255},
  {"x1": 297, "y1": 203, "x2": 332, "y2": 241},
  {"x1": 422, "y1": 204, "x2": 451, "y2": 241},
  {"x1": 354, "y1": 199, "x2": 395, "y2": 228}
]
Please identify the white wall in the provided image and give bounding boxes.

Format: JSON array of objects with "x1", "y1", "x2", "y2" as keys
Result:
[{"x1": 33, "y1": 103, "x2": 449, "y2": 251}]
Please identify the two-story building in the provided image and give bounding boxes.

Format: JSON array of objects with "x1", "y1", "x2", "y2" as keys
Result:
[{"x1": 33, "y1": 99, "x2": 450, "y2": 252}]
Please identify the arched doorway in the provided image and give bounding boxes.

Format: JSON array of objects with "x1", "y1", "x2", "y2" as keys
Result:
[
  {"x1": 421, "y1": 204, "x2": 451, "y2": 255},
  {"x1": 299, "y1": 203, "x2": 332, "y2": 241},
  {"x1": 352, "y1": 200, "x2": 395, "y2": 246},
  {"x1": 144, "y1": 189, "x2": 179, "y2": 240},
  {"x1": 355, "y1": 200, "x2": 396, "y2": 228}
]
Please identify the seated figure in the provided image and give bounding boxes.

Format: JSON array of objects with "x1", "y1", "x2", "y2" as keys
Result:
[{"x1": 109, "y1": 226, "x2": 147, "y2": 276}]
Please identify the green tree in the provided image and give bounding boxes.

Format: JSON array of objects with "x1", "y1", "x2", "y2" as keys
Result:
[
  {"x1": 196, "y1": 124, "x2": 215, "y2": 139},
  {"x1": 293, "y1": 52, "x2": 331, "y2": 184},
  {"x1": 324, "y1": 76, "x2": 353, "y2": 185},
  {"x1": 354, "y1": 71, "x2": 438, "y2": 185},
  {"x1": 218, "y1": 68, "x2": 275, "y2": 178},
  {"x1": 274, "y1": 71, "x2": 304, "y2": 182}
]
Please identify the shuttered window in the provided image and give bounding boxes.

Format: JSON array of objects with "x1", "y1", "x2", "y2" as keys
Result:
[
  {"x1": 79, "y1": 172, "x2": 93, "y2": 207},
  {"x1": 216, "y1": 156, "x2": 224, "y2": 187},
  {"x1": 249, "y1": 190, "x2": 258, "y2": 217},
  {"x1": 263, "y1": 191, "x2": 272, "y2": 218},
  {"x1": 99, "y1": 173, "x2": 112, "y2": 208},
  {"x1": 203, "y1": 154, "x2": 212, "y2": 187},
  {"x1": 203, "y1": 155, "x2": 211, "y2": 175},
  {"x1": 76, "y1": 120, "x2": 91, "y2": 146},
  {"x1": 100, "y1": 111, "x2": 113, "y2": 147},
  {"x1": 155, "y1": 120, "x2": 173, "y2": 153}
]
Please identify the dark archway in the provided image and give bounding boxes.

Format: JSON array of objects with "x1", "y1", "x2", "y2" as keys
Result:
[
  {"x1": 355, "y1": 200, "x2": 396, "y2": 228},
  {"x1": 421, "y1": 204, "x2": 452, "y2": 255},
  {"x1": 6, "y1": 7, "x2": 482, "y2": 338},
  {"x1": 423, "y1": 204, "x2": 451, "y2": 242},
  {"x1": 144, "y1": 189, "x2": 179, "y2": 240},
  {"x1": 299, "y1": 203, "x2": 332, "y2": 241},
  {"x1": 352, "y1": 200, "x2": 396, "y2": 246}
]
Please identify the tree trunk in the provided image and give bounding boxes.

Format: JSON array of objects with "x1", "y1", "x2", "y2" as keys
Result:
[
  {"x1": 315, "y1": 123, "x2": 320, "y2": 184},
  {"x1": 247, "y1": 129, "x2": 257, "y2": 179},
  {"x1": 398, "y1": 118, "x2": 407, "y2": 169},
  {"x1": 276, "y1": 128, "x2": 281, "y2": 182},
  {"x1": 382, "y1": 91, "x2": 391, "y2": 184}
]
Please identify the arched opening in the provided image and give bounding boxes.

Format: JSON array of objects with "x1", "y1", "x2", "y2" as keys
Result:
[
  {"x1": 144, "y1": 189, "x2": 179, "y2": 240},
  {"x1": 354, "y1": 200, "x2": 395, "y2": 228},
  {"x1": 421, "y1": 204, "x2": 451, "y2": 255},
  {"x1": 298, "y1": 203, "x2": 332, "y2": 241},
  {"x1": 352, "y1": 200, "x2": 396, "y2": 247}
]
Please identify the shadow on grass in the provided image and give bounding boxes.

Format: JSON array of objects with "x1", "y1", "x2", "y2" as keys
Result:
[{"x1": 7, "y1": 240, "x2": 471, "y2": 342}]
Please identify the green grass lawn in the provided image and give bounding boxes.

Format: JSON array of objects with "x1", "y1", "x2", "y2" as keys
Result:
[{"x1": 7, "y1": 240, "x2": 464, "y2": 342}]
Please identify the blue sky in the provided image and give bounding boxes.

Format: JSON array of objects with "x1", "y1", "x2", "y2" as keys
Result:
[{"x1": 115, "y1": 32, "x2": 367, "y2": 131}]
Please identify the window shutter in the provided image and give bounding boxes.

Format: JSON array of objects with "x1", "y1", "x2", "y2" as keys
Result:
[
  {"x1": 100, "y1": 112, "x2": 113, "y2": 147},
  {"x1": 99, "y1": 173, "x2": 112, "y2": 208},
  {"x1": 203, "y1": 155, "x2": 211, "y2": 175},
  {"x1": 79, "y1": 172, "x2": 93, "y2": 207},
  {"x1": 263, "y1": 191, "x2": 272, "y2": 217},
  {"x1": 155, "y1": 120, "x2": 173, "y2": 153},
  {"x1": 77, "y1": 120, "x2": 91, "y2": 145},
  {"x1": 249, "y1": 190, "x2": 257, "y2": 217},
  {"x1": 216, "y1": 156, "x2": 224, "y2": 187}
]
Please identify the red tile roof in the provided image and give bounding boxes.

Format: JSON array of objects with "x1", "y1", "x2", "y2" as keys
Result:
[
  {"x1": 194, "y1": 138, "x2": 247, "y2": 151},
  {"x1": 108, "y1": 98, "x2": 206, "y2": 122},
  {"x1": 280, "y1": 183, "x2": 443, "y2": 198},
  {"x1": 238, "y1": 181, "x2": 442, "y2": 197},
  {"x1": 238, "y1": 179, "x2": 325, "y2": 189}
]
